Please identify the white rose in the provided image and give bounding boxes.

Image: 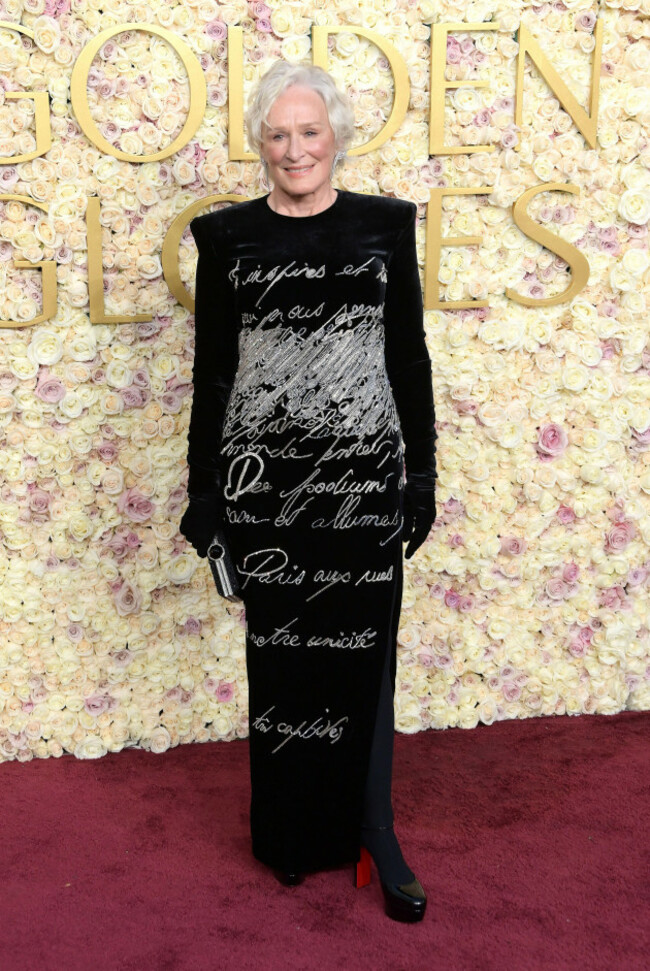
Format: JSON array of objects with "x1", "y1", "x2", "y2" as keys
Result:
[
  {"x1": 74, "y1": 736, "x2": 108, "y2": 759},
  {"x1": 34, "y1": 15, "x2": 61, "y2": 54},
  {"x1": 27, "y1": 329, "x2": 63, "y2": 365},
  {"x1": 149, "y1": 727, "x2": 172, "y2": 754},
  {"x1": 618, "y1": 189, "x2": 650, "y2": 224},
  {"x1": 622, "y1": 248, "x2": 649, "y2": 276},
  {"x1": 105, "y1": 361, "x2": 133, "y2": 389},
  {"x1": 165, "y1": 555, "x2": 197, "y2": 585}
]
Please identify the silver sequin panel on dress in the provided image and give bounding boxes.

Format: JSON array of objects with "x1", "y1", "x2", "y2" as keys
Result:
[{"x1": 222, "y1": 303, "x2": 401, "y2": 441}]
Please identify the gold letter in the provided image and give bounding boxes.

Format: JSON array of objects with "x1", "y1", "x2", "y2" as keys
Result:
[
  {"x1": 515, "y1": 21, "x2": 602, "y2": 149},
  {"x1": 430, "y1": 23, "x2": 499, "y2": 156},
  {"x1": 71, "y1": 24, "x2": 206, "y2": 163},
  {"x1": 86, "y1": 197, "x2": 150, "y2": 324},
  {"x1": 425, "y1": 187, "x2": 493, "y2": 310},
  {"x1": 228, "y1": 27, "x2": 257, "y2": 161},
  {"x1": 312, "y1": 26, "x2": 410, "y2": 155},
  {"x1": 0, "y1": 194, "x2": 56, "y2": 328},
  {"x1": 506, "y1": 183, "x2": 589, "y2": 306},
  {"x1": 0, "y1": 23, "x2": 51, "y2": 164},
  {"x1": 163, "y1": 195, "x2": 247, "y2": 311}
]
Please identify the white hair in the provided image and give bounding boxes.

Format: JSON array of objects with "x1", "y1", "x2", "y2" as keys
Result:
[{"x1": 245, "y1": 60, "x2": 355, "y2": 159}]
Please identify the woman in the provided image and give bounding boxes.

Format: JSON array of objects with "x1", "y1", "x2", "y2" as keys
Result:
[{"x1": 180, "y1": 61, "x2": 436, "y2": 923}]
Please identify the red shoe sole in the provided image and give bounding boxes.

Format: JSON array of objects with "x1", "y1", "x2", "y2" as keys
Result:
[{"x1": 355, "y1": 847, "x2": 372, "y2": 888}]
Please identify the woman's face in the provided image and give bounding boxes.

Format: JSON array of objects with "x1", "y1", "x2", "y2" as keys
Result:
[{"x1": 260, "y1": 85, "x2": 338, "y2": 200}]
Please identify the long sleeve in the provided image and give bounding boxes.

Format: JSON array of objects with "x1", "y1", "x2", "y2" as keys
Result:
[
  {"x1": 186, "y1": 215, "x2": 240, "y2": 497},
  {"x1": 383, "y1": 204, "x2": 436, "y2": 480}
]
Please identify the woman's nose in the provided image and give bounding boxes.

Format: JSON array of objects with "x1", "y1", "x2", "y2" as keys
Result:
[{"x1": 285, "y1": 133, "x2": 304, "y2": 160}]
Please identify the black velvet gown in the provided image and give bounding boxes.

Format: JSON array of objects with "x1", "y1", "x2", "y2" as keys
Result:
[{"x1": 188, "y1": 189, "x2": 432, "y2": 874}]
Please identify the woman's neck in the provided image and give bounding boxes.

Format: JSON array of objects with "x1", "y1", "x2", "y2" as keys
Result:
[{"x1": 266, "y1": 184, "x2": 338, "y2": 218}]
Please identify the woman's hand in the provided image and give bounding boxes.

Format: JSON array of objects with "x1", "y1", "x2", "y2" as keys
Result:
[
  {"x1": 402, "y1": 474, "x2": 436, "y2": 559},
  {"x1": 180, "y1": 495, "x2": 224, "y2": 559}
]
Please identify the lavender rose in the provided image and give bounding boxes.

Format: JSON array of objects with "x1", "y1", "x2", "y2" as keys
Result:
[{"x1": 117, "y1": 488, "x2": 155, "y2": 523}]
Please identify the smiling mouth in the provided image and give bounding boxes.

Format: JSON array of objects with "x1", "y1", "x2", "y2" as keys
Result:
[{"x1": 284, "y1": 165, "x2": 314, "y2": 175}]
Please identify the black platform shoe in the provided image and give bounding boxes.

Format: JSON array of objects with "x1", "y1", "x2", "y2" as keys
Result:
[
  {"x1": 380, "y1": 874, "x2": 427, "y2": 923},
  {"x1": 356, "y1": 846, "x2": 427, "y2": 923}
]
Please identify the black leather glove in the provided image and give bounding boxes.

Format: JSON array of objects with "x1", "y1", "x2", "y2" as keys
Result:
[
  {"x1": 403, "y1": 472, "x2": 436, "y2": 560},
  {"x1": 181, "y1": 214, "x2": 239, "y2": 558},
  {"x1": 180, "y1": 495, "x2": 223, "y2": 559},
  {"x1": 382, "y1": 203, "x2": 437, "y2": 562},
  {"x1": 390, "y1": 364, "x2": 437, "y2": 560},
  {"x1": 179, "y1": 463, "x2": 224, "y2": 559}
]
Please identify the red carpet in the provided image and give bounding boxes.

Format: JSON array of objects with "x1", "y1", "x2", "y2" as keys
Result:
[{"x1": 2, "y1": 711, "x2": 648, "y2": 971}]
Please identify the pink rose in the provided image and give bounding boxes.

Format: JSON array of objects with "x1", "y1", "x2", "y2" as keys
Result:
[
  {"x1": 205, "y1": 19, "x2": 227, "y2": 40},
  {"x1": 121, "y1": 387, "x2": 147, "y2": 409},
  {"x1": 500, "y1": 536, "x2": 527, "y2": 555},
  {"x1": 599, "y1": 586, "x2": 626, "y2": 609},
  {"x1": 557, "y1": 505, "x2": 576, "y2": 524},
  {"x1": 576, "y1": 11, "x2": 596, "y2": 31},
  {"x1": 183, "y1": 617, "x2": 202, "y2": 635},
  {"x1": 216, "y1": 683, "x2": 235, "y2": 702},
  {"x1": 444, "y1": 590, "x2": 460, "y2": 609},
  {"x1": 562, "y1": 562, "x2": 580, "y2": 583},
  {"x1": 1, "y1": 166, "x2": 18, "y2": 187},
  {"x1": 98, "y1": 79, "x2": 116, "y2": 99},
  {"x1": 36, "y1": 373, "x2": 66, "y2": 403},
  {"x1": 84, "y1": 694, "x2": 112, "y2": 717},
  {"x1": 455, "y1": 399, "x2": 478, "y2": 415},
  {"x1": 113, "y1": 579, "x2": 143, "y2": 616},
  {"x1": 576, "y1": 627, "x2": 594, "y2": 646},
  {"x1": 416, "y1": 647, "x2": 434, "y2": 668},
  {"x1": 627, "y1": 566, "x2": 648, "y2": 586},
  {"x1": 428, "y1": 582, "x2": 446, "y2": 599},
  {"x1": 112, "y1": 649, "x2": 132, "y2": 668},
  {"x1": 537, "y1": 423, "x2": 568, "y2": 458},
  {"x1": 434, "y1": 654, "x2": 453, "y2": 670},
  {"x1": 568, "y1": 639, "x2": 588, "y2": 658},
  {"x1": 98, "y1": 441, "x2": 118, "y2": 462},
  {"x1": 117, "y1": 488, "x2": 155, "y2": 523},
  {"x1": 605, "y1": 521, "x2": 636, "y2": 553},
  {"x1": 446, "y1": 37, "x2": 461, "y2": 63},
  {"x1": 161, "y1": 391, "x2": 182, "y2": 413},
  {"x1": 28, "y1": 487, "x2": 51, "y2": 514},
  {"x1": 132, "y1": 368, "x2": 150, "y2": 388},
  {"x1": 0, "y1": 370, "x2": 16, "y2": 389},
  {"x1": 545, "y1": 578, "x2": 570, "y2": 600},
  {"x1": 502, "y1": 681, "x2": 521, "y2": 703},
  {"x1": 598, "y1": 300, "x2": 618, "y2": 317}
]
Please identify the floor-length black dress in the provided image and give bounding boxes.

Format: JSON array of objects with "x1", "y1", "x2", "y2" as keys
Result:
[{"x1": 188, "y1": 189, "x2": 431, "y2": 874}]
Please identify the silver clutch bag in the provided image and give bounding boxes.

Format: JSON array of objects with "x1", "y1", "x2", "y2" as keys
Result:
[{"x1": 207, "y1": 529, "x2": 242, "y2": 602}]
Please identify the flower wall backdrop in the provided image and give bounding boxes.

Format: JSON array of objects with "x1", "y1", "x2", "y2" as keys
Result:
[{"x1": 0, "y1": 0, "x2": 648, "y2": 761}]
